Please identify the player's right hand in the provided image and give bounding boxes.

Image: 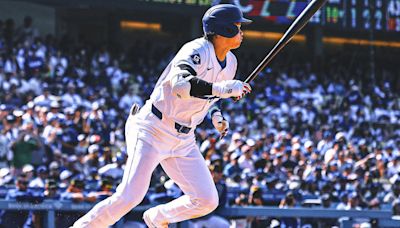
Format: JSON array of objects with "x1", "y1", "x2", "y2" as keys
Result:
[
  {"x1": 212, "y1": 80, "x2": 252, "y2": 99},
  {"x1": 211, "y1": 112, "x2": 229, "y2": 139}
]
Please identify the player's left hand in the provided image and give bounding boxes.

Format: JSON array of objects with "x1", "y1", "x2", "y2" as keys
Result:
[
  {"x1": 233, "y1": 82, "x2": 251, "y2": 101},
  {"x1": 212, "y1": 112, "x2": 229, "y2": 139}
]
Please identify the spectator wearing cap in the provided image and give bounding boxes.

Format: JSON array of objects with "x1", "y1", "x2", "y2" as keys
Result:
[
  {"x1": 223, "y1": 152, "x2": 242, "y2": 177},
  {"x1": 247, "y1": 186, "x2": 269, "y2": 227},
  {"x1": 387, "y1": 155, "x2": 400, "y2": 177},
  {"x1": 44, "y1": 179, "x2": 59, "y2": 199},
  {"x1": 317, "y1": 194, "x2": 338, "y2": 227},
  {"x1": 70, "y1": 106, "x2": 86, "y2": 132},
  {"x1": 238, "y1": 144, "x2": 255, "y2": 173},
  {"x1": 231, "y1": 190, "x2": 250, "y2": 228},
  {"x1": 304, "y1": 140, "x2": 314, "y2": 155},
  {"x1": 27, "y1": 179, "x2": 60, "y2": 228},
  {"x1": 249, "y1": 185, "x2": 264, "y2": 206},
  {"x1": 282, "y1": 144, "x2": 300, "y2": 171},
  {"x1": 84, "y1": 103, "x2": 110, "y2": 142},
  {"x1": 28, "y1": 165, "x2": 48, "y2": 188},
  {"x1": 65, "y1": 154, "x2": 84, "y2": 177},
  {"x1": 279, "y1": 192, "x2": 298, "y2": 227},
  {"x1": 0, "y1": 174, "x2": 43, "y2": 227},
  {"x1": 86, "y1": 167, "x2": 100, "y2": 190},
  {"x1": 61, "y1": 83, "x2": 82, "y2": 107},
  {"x1": 59, "y1": 169, "x2": 73, "y2": 189},
  {"x1": 46, "y1": 101, "x2": 64, "y2": 121},
  {"x1": 21, "y1": 102, "x2": 35, "y2": 124},
  {"x1": 48, "y1": 161, "x2": 60, "y2": 181},
  {"x1": 344, "y1": 192, "x2": 361, "y2": 210},
  {"x1": 324, "y1": 140, "x2": 342, "y2": 165},
  {"x1": 2, "y1": 112, "x2": 19, "y2": 143},
  {"x1": 60, "y1": 124, "x2": 79, "y2": 155},
  {"x1": 87, "y1": 178, "x2": 114, "y2": 201},
  {"x1": 227, "y1": 132, "x2": 243, "y2": 153},
  {"x1": 83, "y1": 144, "x2": 100, "y2": 173},
  {"x1": 10, "y1": 126, "x2": 39, "y2": 176},
  {"x1": 32, "y1": 84, "x2": 58, "y2": 107},
  {"x1": 21, "y1": 164, "x2": 34, "y2": 180},
  {"x1": 270, "y1": 141, "x2": 284, "y2": 156},
  {"x1": 12, "y1": 110, "x2": 24, "y2": 127},
  {"x1": 342, "y1": 192, "x2": 371, "y2": 225},
  {"x1": 58, "y1": 178, "x2": 96, "y2": 227},
  {"x1": 41, "y1": 115, "x2": 62, "y2": 151},
  {"x1": 98, "y1": 146, "x2": 113, "y2": 167},
  {"x1": 75, "y1": 134, "x2": 88, "y2": 155},
  {"x1": 272, "y1": 152, "x2": 284, "y2": 175},
  {"x1": 0, "y1": 167, "x2": 13, "y2": 186}
]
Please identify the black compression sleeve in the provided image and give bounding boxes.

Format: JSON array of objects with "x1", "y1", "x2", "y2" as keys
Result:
[
  {"x1": 189, "y1": 77, "x2": 213, "y2": 97},
  {"x1": 177, "y1": 64, "x2": 213, "y2": 98}
]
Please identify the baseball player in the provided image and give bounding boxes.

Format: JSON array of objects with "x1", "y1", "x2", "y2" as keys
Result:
[{"x1": 73, "y1": 4, "x2": 252, "y2": 228}]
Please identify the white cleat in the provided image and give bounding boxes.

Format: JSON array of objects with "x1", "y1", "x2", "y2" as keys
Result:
[{"x1": 143, "y1": 207, "x2": 168, "y2": 228}]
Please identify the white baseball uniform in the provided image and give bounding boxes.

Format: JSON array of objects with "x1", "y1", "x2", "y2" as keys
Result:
[{"x1": 73, "y1": 37, "x2": 238, "y2": 228}]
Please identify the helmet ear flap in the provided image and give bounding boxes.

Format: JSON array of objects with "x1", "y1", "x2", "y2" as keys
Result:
[
  {"x1": 225, "y1": 24, "x2": 239, "y2": 37},
  {"x1": 214, "y1": 22, "x2": 238, "y2": 38}
]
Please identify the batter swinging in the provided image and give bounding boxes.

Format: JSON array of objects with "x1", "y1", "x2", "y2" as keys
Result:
[{"x1": 73, "y1": 4, "x2": 252, "y2": 228}]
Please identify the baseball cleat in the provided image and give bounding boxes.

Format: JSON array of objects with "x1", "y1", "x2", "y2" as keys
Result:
[{"x1": 143, "y1": 208, "x2": 168, "y2": 228}]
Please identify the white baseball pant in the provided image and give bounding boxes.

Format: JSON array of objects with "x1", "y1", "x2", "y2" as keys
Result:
[{"x1": 73, "y1": 104, "x2": 219, "y2": 228}]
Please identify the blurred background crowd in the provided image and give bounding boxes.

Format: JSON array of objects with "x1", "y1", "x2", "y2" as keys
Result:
[{"x1": 0, "y1": 14, "x2": 399, "y2": 228}]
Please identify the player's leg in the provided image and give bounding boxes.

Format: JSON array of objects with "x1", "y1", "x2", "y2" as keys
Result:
[
  {"x1": 188, "y1": 216, "x2": 230, "y2": 228},
  {"x1": 143, "y1": 145, "x2": 219, "y2": 225},
  {"x1": 73, "y1": 117, "x2": 161, "y2": 228},
  {"x1": 207, "y1": 215, "x2": 230, "y2": 227}
]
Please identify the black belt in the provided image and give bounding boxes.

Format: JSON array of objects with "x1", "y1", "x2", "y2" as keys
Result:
[{"x1": 151, "y1": 104, "x2": 191, "y2": 134}]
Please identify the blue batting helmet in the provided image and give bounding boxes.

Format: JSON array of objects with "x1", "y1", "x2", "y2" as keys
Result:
[{"x1": 202, "y1": 4, "x2": 252, "y2": 38}]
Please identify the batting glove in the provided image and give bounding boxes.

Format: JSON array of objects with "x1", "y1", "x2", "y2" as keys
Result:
[
  {"x1": 212, "y1": 80, "x2": 252, "y2": 99},
  {"x1": 235, "y1": 82, "x2": 251, "y2": 100},
  {"x1": 212, "y1": 111, "x2": 229, "y2": 139}
]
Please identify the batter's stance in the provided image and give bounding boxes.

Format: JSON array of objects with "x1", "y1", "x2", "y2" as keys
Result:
[{"x1": 73, "y1": 4, "x2": 251, "y2": 228}]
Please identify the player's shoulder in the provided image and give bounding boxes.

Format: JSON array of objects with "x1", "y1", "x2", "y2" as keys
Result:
[
  {"x1": 180, "y1": 38, "x2": 209, "y2": 57},
  {"x1": 227, "y1": 51, "x2": 238, "y2": 63},
  {"x1": 175, "y1": 38, "x2": 210, "y2": 66},
  {"x1": 182, "y1": 37, "x2": 208, "y2": 49},
  {"x1": 226, "y1": 51, "x2": 238, "y2": 69}
]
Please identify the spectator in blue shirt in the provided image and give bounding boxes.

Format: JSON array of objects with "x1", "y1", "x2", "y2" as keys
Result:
[
  {"x1": 0, "y1": 175, "x2": 43, "y2": 228},
  {"x1": 57, "y1": 178, "x2": 96, "y2": 228}
]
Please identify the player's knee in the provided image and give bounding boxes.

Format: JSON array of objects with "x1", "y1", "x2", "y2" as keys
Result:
[
  {"x1": 113, "y1": 192, "x2": 142, "y2": 210},
  {"x1": 207, "y1": 192, "x2": 219, "y2": 212},
  {"x1": 196, "y1": 190, "x2": 219, "y2": 214}
]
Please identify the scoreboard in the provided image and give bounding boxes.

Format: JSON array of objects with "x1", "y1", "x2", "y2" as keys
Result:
[
  {"x1": 139, "y1": 0, "x2": 400, "y2": 32},
  {"x1": 242, "y1": 0, "x2": 400, "y2": 32}
]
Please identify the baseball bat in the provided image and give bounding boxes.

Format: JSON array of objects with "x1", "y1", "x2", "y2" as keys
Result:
[{"x1": 244, "y1": 0, "x2": 328, "y2": 83}]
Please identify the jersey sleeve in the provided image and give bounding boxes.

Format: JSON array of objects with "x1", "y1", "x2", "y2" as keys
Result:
[{"x1": 172, "y1": 43, "x2": 206, "y2": 76}]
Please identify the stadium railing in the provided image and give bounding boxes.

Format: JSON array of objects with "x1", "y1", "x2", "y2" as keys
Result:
[{"x1": 0, "y1": 200, "x2": 399, "y2": 228}]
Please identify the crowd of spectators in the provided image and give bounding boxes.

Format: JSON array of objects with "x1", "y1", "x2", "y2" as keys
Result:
[{"x1": 0, "y1": 16, "x2": 399, "y2": 227}]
